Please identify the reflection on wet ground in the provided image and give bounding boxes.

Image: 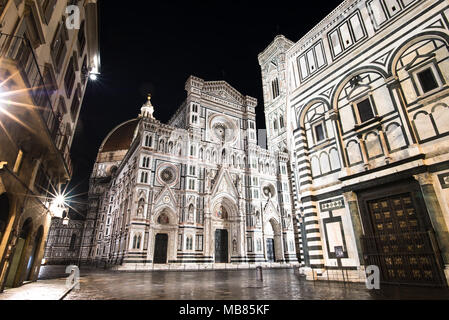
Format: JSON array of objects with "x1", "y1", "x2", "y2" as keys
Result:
[{"x1": 40, "y1": 267, "x2": 449, "y2": 300}]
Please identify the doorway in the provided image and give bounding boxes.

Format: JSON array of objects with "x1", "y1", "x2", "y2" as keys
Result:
[
  {"x1": 266, "y1": 239, "x2": 276, "y2": 262},
  {"x1": 359, "y1": 180, "x2": 446, "y2": 286},
  {"x1": 25, "y1": 226, "x2": 43, "y2": 281},
  {"x1": 215, "y1": 229, "x2": 228, "y2": 263},
  {"x1": 5, "y1": 218, "x2": 32, "y2": 288},
  {"x1": 153, "y1": 234, "x2": 168, "y2": 264}
]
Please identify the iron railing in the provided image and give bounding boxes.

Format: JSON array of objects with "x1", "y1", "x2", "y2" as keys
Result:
[{"x1": 0, "y1": 32, "x2": 72, "y2": 177}]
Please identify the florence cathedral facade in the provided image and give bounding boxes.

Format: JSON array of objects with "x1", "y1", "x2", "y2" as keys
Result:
[{"x1": 80, "y1": 76, "x2": 298, "y2": 269}]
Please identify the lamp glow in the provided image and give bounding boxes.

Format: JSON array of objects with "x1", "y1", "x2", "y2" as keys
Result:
[
  {"x1": 49, "y1": 193, "x2": 68, "y2": 219},
  {"x1": 89, "y1": 73, "x2": 98, "y2": 81}
]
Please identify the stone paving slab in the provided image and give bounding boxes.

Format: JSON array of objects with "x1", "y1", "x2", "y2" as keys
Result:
[{"x1": 0, "y1": 278, "x2": 70, "y2": 300}]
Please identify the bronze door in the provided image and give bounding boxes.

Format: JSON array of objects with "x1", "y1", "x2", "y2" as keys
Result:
[
  {"x1": 215, "y1": 230, "x2": 228, "y2": 263},
  {"x1": 362, "y1": 193, "x2": 445, "y2": 286},
  {"x1": 154, "y1": 234, "x2": 168, "y2": 264},
  {"x1": 266, "y1": 239, "x2": 275, "y2": 262}
]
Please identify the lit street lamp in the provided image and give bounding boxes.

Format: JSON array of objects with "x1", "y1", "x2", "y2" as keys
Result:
[
  {"x1": 89, "y1": 73, "x2": 98, "y2": 81},
  {"x1": 49, "y1": 193, "x2": 70, "y2": 226}
]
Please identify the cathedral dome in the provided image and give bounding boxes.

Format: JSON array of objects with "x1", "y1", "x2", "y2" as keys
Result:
[{"x1": 100, "y1": 119, "x2": 140, "y2": 153}]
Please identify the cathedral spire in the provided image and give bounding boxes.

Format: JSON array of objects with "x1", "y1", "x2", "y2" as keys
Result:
[{"x1": 140, "y1": 94, "x2": 155, "y2": 119}]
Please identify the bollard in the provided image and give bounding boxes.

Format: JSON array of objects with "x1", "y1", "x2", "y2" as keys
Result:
[{"x1": 256, "y1": 266, "x2": 263, "y2": 282}]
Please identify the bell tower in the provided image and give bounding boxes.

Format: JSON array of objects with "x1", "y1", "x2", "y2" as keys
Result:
[{"x1": 258, "y1": 35, "x2": 294, "y2": 153}]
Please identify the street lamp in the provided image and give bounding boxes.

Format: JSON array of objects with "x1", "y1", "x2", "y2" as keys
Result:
[
  {"x1": 49, "y1": 193, "x2": 70, "y2": 226},
  {"x1": 89, "y1": 73, "x2": 99, "y2": 81}
]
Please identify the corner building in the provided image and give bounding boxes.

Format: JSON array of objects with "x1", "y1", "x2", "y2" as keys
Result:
[
  {"x1": 83, "y1": 76, "x2": 298, "y2": 270},
  {"x1": 260, "y1": 0, "x2": 449, "y2": 286},
  {"x1": 0, "y1": 0, "x2": 99, "y2": 291}
]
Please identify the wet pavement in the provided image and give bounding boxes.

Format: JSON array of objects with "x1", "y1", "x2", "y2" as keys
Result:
[
  {"x1": 0, "y1": 278, "x2": 70, "y2": 300},
  {"x1": 52, "y1": 267, "x2": 449, "y2": 300}
]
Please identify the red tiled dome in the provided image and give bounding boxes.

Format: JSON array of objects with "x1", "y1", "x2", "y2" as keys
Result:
[{"x1": 100, "y1": 119, "x2": 139, "y2": 153}]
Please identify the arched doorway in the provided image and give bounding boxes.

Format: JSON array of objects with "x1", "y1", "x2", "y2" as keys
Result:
[
  {"x1": 5, "y1": 218, "x2": 32, "y2": 288},
  {"x1": 152, "y1": 208, "x2": 174, "y2": 264},
  {"x1": 211, "y1": 197, "x2": 237, "y2": 264},
  {"x1": 265, "y1": 221, "x2": 276, "y2": 262},
  {"x1": 25, "y1": 226, "x2": 43, "y2": 281},
  {"x1": 264, "y1": 218, "x2": 283, "y2": 263},
  {"x1": 0, "y1": 193, "x2": 10, "y2": 244}
]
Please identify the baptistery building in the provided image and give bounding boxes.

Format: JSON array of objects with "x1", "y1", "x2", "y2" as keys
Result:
[
  {"x1": 80, "y1": 76, "x2": 298, "y2": 270},
  {"x1": 260, "y1": 0, "x2": 449, "y2": 286}
]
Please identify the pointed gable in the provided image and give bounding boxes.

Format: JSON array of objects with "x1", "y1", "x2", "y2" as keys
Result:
[{"x1": 211, "y1": 167, "x2": 239, "y2": 199}]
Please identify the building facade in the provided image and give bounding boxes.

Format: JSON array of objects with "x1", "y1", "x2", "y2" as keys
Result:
[
  {"x1": 82, "y1": 76, "x2": 298, "y2": 270},
  {"x1": 260, "y1": 0, "x2": 449, "y2": 286},
  {"x1": 0, "y1": 0, "x2": 99, "y2": 291},
  {"x1": 43, "y1": 216, "x2": 85, "y2": 266}
]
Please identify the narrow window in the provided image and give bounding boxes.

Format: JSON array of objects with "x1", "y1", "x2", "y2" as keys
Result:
[
  {"x1": 314, "y1": 123, "x2": 325, "y2": 142},
  {"x1": 178, "y1": 234, "x2": 183, "y2": 251},
  {"x1": 356, "y1": 98, "x2": 375, "y2": 123},
  {"x1": 417, "y1": 68, "x2": 438, "y2": 93}
]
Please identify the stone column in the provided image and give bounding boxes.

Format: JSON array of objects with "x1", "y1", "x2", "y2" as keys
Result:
[
  {"x1": 343, "y1": 191, "x2": 364, "y2": 265},
  {"x1": 414, "y1": 173, "x2": 449, "y2": 268}
]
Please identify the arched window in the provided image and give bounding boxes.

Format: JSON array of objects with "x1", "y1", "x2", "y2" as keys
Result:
[
  {"x1": 132, "y1": 235, "x2": 137, "y2": 249},
  {"x1": 199, "y1": 148, "x2": 204, "y2": 160},
  {"x1": 137, "y1": 234, "x2": 142, "y2": 249},
  {"x1": 272, "y1": 78, "x2": 280, "y2": 99},
  {"x1": 142, "y1": 157, "x2": 150, "y2": 168},
  {"x1": 145, "y1": 135, "x2": 153, "y2": 147},
  {"x1": 140, "y1": 172, "x2": 148, "y2": 184},
  {"x1": 186, "y1": 236, "x2": 193, "y2": 250}
]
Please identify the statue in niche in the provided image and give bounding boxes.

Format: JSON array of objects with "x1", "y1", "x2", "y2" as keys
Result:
[
  {"x1": 137, "y1": 199, "x2": 145, "y2": 216},
  {"x1": 188, "y1": 204, "x2": 195, "y2": 222},
  {"x1": 232, "y1": 239, "x2": 237, "y2": 253},
  {"x1": 205, "y1": 169, "x2": 215, "y2": 191},
  {"x1": 237, "y1": 174, "x2": 243, "y2": 194}
]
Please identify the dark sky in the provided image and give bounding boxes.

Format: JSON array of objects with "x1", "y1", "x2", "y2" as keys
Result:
[{"x1": 69, "y1": 0, "x2": 343, "y2": 200}]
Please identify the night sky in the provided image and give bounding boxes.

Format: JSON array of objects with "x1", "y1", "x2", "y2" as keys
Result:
[{"x1": 69, "y1": 0, "x2": 342, "y2": 203}]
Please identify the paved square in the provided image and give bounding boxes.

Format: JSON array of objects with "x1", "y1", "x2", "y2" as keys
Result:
[{"x1": 54, "y1": 267, "x2": 449, "y2": 300}]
